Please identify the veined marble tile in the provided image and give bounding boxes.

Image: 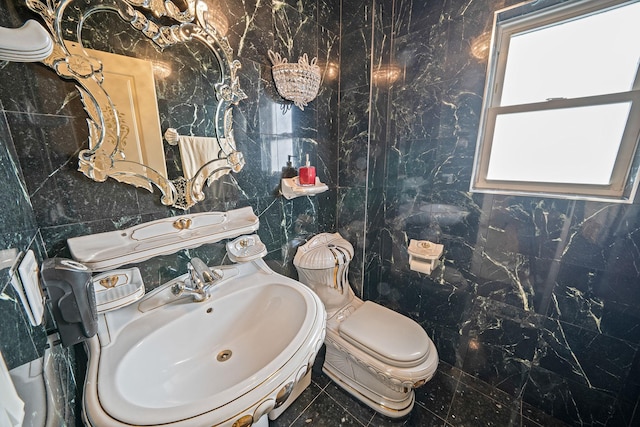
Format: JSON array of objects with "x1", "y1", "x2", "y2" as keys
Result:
[
  {"x1": 341, "y1": 0, "x2": 374, "y2": 38},
  {"x1": 459, "y1": 297, "x2": 542, "y2": 395},
  {"x1": 536, "y1": 318, "x2": 637, "y2": 395},
  {"x1": 272, "y1": 1, "x2": 317, "y2": 61},
  {"x1": 392, "y1": 0, "x2": 448, "y2": 38},
  {"x1": 524, "y1": 365, "x2": 620, "y2": 426},
  {"x1": 0, "y1": 276, "x2": 47, "y2": 370},
  {"x1": 219, "y1": 0, "x2": 274, "y2": 64},
  {"x1": 340, "y1": 27, "x2": 371, "y2": 91}
]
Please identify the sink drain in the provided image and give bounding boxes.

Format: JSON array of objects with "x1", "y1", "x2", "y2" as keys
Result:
[{"x1": 217, "y1": 350, "x2": 232, "y2": 362}]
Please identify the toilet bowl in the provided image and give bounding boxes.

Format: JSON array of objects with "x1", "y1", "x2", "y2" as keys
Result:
[{"x1": 293, "y1": 233, "x2": 438, "y2": 418}]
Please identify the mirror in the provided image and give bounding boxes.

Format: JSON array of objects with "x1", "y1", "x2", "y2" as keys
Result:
[{"x1": 26, "y1": 0, "x2": 247, "y2": 209}]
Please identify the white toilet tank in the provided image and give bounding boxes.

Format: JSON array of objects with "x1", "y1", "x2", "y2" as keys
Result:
[{"x1": 294, "y1": 233, "x2": 354, "y2": 313}]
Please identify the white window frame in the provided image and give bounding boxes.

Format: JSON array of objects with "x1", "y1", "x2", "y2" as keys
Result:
[{"x1": 471, "y1": 0, "x2": 640, "y2": 202}]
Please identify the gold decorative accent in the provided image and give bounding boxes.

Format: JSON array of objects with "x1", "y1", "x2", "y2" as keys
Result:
[
  {"x1": 216, "y1": 349, "x2": 232, "y2": 362},
  {"x1": 232, "y1": 414, "x2": 253, "y2": 427},
  {"x1": 321, "y1": 61, "x2": 339, "y2": 81},
  {"x1": 173, "y1": 217, "x2": 192, "y2": 230},
  {"x1": 372, "y1": 64, "x2": 402, "y2": 86},
  {"x1": 327, "y1": 244, "x2": 349, "y2": 294},
  {"x1": 470, "y1": 32, "x2": 492, "y2": 60},
  {"x1": 413, "y1": 379, "x2": 427, "y2": 388},
  {"x1": 274, "y1": 382, "x2": 294, "y2": 408},
  {"x1": 99, "y1": 276, "x2": 118, "y2": 288}
]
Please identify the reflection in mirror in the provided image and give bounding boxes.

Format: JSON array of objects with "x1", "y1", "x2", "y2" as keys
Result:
[
  {"x1": 26, "y1": 0, "x2": 247, "y2": 209},
  {"x1": 67, "y1": 42, "x2": 167, "y2": 177}
]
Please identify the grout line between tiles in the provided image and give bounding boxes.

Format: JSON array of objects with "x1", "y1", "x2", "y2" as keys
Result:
[
  {"x1": 285, "y1": 387, "x2": 324, "y2": 427},
  {"x1": 363, "y1": 411, "x2": 376, "y2": 426},
  {"x1": 322, "y1": 388, "x2": 369, "y2": 426},
  {"x1": 444, "y1": 375, "x2": 462, "y2": 424}
]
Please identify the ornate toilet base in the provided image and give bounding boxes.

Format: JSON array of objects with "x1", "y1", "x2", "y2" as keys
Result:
[{"x1": 322, "y1": 336, "x2": 417, "y2": 418}]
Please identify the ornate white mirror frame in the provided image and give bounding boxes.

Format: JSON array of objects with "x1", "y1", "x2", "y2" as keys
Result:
[{"x1": 26, "y1": 0, "x2": 247, "y2": 210}]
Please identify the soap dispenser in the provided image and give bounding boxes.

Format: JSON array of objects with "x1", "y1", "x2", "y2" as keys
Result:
[
  {"x1": 281, "y1": 155, "x2": 298, "y2": 178},
  {"x1": 298, "y1": 154, "x2": 316, "y2": 185}
]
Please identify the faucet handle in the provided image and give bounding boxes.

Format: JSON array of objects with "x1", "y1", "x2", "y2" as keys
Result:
[
  {"x1": 172, "y1": 282, "x2": 186, "y2": 296},
  {"x1": 202, "y1": 268, "x2": 223, "y2": 283},
  {"x1": 188, "y1": 257, "x2": 223, "y2": 285}
]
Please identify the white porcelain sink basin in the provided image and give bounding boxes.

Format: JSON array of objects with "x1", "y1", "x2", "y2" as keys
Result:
[{"x1": 83, "y1": 259, "x2": 326, "y2": 427}]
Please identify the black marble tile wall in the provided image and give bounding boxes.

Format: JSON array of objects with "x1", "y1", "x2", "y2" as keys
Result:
[
  {"x1": 0, "y1": 9, "x2": 76, "y2": 422},
  {"x1": 335, "y1": 0, "x2": 640, "y2": 425},
  {"x1": 0, "y1": 0, "x2": 340, "y2": 421},
  {"x1": 3, "y1": 0, "x2": 640, "y2": 425},
  {"x1": 0, "y1": 8, "x2": 49, "y2": 378}
]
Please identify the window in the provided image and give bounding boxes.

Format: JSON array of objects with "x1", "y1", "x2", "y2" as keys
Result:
[{"x1": 471, "y1": 0, "x2": 640, "y2": 202}]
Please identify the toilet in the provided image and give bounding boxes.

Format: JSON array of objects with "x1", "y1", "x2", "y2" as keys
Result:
[{"x1": 293, "y1": 233, "x2": 438, "y2": 418}]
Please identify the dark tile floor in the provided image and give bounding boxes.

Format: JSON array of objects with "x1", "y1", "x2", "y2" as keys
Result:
[{"x1": 271, "y1": 351, "x2": 568, "y2": 427}]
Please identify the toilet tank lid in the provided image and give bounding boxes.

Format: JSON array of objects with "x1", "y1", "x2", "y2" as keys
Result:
[{"x1": 294, "y1": 233, "x2": 354, "y2": 269}]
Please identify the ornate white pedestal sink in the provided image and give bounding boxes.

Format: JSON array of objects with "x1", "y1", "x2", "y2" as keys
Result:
[{"x1": 82, "y1": 259, "x2": 326, "y2": 426}]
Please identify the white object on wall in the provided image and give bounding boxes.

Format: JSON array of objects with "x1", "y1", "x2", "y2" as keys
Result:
[
  {"x1": 280, "y1": 176, "x2": 328, "y2": 199},
  {"x1": 9, "y1": 334, "x2": 67, "y2": 427},
  {"x1": 408, "y1": 240, "x2": 444, "y2": 275},
  {"x1": 226, "y1": 234, "x2": 268, "y2": 263},
  {"x1": 164, "y1": 128, "x2": 232, "y2": 185},
  {"x1": 268, "y1": 50, "x2": 321, "y2": 110},
  {"x1": 12, "y1": 250, "x2": 45, "y2": 326},
  {"x1": 0, "y1": 20, "x2": 53, "y2": 62},
  {"x1": 68, "y1": 207, "x2": 259, "y2": 271},
  {"x1": 92, "y1": 268, "x2": 145, "y2": 313}
]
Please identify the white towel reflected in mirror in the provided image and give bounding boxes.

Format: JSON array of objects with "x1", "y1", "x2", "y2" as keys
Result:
[{"x1": 178, "y1": 136, "x2": 228, "y2": 185}]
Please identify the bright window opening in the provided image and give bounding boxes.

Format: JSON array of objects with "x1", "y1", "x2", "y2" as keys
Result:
[
  {"x1": 487, "y1": 103, "x2": 631, "y2": 184},
  {"x1": 471, "y1": 0, "x2": 640, "y2": 202}
]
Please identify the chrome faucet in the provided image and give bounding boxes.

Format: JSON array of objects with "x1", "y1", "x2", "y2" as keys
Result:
[{"x1": 172, "y1": 257, "x2": 223, "y2": 302}]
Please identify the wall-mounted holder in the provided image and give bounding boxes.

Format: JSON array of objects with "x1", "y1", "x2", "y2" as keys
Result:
[
  {"x1": 226, "y1": 234, "x2": 268, "y2": 262},
  {"x1": 268, "y1": 50, "x2": 321, "y2": 110},
  {"x1": 9, "y1": 250, "x2": 45, "y2": 327},
  {"x1": 92, "y1": 268, "x2": 145, "y2": 313},
  {"x1": 408, "y1": 240, "x2": 444, "y2": 275},
  {"x1": 163, "y1": 127, "x2": 245, "y2": 188},
  {"x1": 281, "y1": 176, "x2": 328, "y2": 200},
  {"x1": 67, "y1": 207, "x2": 259, "y2": 272},
  {"x1": 0, "y1": 20, "x2": 53, "y2": 62}
]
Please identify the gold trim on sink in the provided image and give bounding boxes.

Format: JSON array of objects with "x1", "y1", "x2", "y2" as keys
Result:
[
  {"x1": 173, "y1": 217, "x2": 192, "y2": 230},
  {"x1": 99, "y1": 276, "x2": 119, "y2": 289}
]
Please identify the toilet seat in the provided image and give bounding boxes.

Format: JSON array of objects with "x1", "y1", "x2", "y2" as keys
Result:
[{"x1": 338, "y1": 301, "x2": 431, "y2": 368}]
